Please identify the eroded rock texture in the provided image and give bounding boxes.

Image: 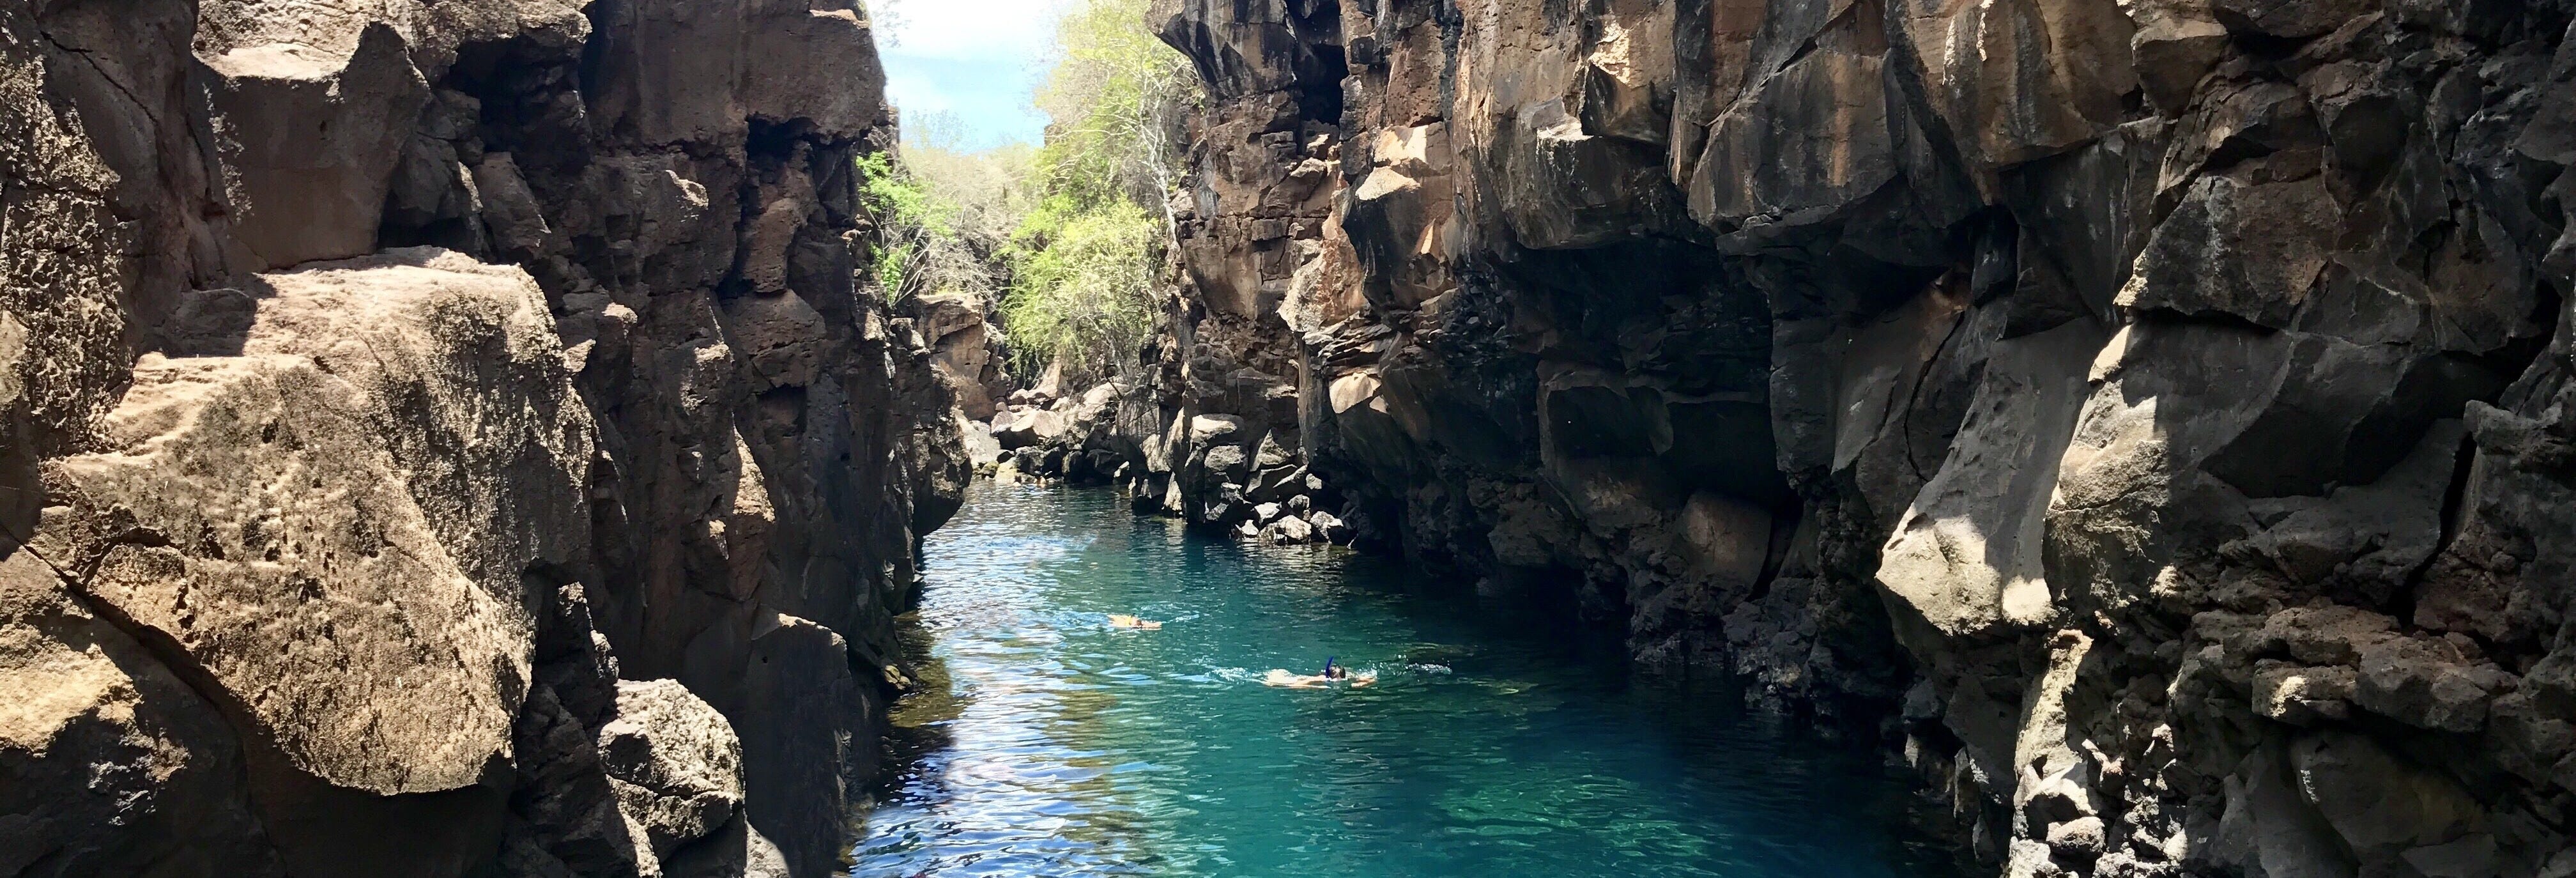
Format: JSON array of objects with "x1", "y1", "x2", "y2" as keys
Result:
[
  {"x1": 0, "y1": 2, "x2": 960, "y2": 876},
  {"x1": 978, "y1": 0, "x2": 1352, "y2": 546},
  {"x1": 1133, "y1": 0, "x2": 2576, "y2": 875}
]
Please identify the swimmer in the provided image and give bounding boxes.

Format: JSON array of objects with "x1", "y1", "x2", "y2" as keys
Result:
[
  {"x1": 1107, "y1": 614, "x2": 1163, "y2": 629},
  {"x1": 1262, "y1": 656, "x2": 1375, "y2": 688}
]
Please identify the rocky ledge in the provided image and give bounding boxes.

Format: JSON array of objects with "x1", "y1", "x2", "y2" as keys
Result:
[
  {"x1": 970, "y1": 0, "x2": 2576, "y2": 876},
  {"x1": 969, "y1": 378, "x2": 1360, "y2": 546},
  {"x1": 0, "y1": 2, "x2": 962, "y2": 876}
]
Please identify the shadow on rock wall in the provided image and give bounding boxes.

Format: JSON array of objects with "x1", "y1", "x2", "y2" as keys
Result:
[{"x1": 0, "y1": 1, "x2": 964, "y2": 876}]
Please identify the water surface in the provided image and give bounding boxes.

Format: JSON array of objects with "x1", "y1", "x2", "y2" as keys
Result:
[{"x1": 854, "y1": 482, "x2": 1958, "y2": 877}]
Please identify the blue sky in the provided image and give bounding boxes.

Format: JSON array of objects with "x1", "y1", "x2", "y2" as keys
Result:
[{"x1": 873, "y1": 0, "x2": 1063, "y2": 150}]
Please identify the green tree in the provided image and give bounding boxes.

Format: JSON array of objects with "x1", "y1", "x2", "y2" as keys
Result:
[
  {"x1": 854, "y1": 135, "x2": 1036, "y2": 307},
  {"x1": 1029, "y1": 0, "x2": 1196, "y2": 219},
  {"x1": 999, "y1": 0, "x2": 1199, "y2": 383},
  {"x1": 857, "y1": 0, "x2": 1199, "y2": 387},
  {"x1": 1000, "y1": 195, "x2": 1162, "y2": 381}
]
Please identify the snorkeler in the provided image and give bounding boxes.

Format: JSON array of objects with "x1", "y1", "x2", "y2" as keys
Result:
[
  {"x1": 1262, "y1": 656, "x2": 1375, "y2": 688},
  {"x1": 1108, "y1": 614, "x2": 1163, "y2": 629}
]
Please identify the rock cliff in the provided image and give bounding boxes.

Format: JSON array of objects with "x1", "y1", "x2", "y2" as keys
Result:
[
  {"x1": 1123, "y1": 0, "x2": 2576, "y2": 875},
  {"x1": 0, "y1": 2, "x2": 962, "y2": 876}
]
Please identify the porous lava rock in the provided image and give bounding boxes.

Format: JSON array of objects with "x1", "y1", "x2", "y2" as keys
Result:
[
  {"x1": 1131, "y1": 0, "x2": 2576, "y2": 874},
  {"x1": 0, "y1": 1, "x2": 960, "y2": 875}
]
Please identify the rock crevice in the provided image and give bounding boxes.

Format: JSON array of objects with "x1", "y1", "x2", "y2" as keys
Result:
[
  {"x1": 989, "y1": 0, "x2": 2576, "y2": 875},
  {"x1": 0, "y1": 2, "x2": 959, "y2": 876}
]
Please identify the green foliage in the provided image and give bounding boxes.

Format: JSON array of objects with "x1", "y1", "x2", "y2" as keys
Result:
[
  {"x1": 858, "y1": 0, "x2": 1201, "y2": 385},
  {"x1": 992, "y1": 0, "x2": 1200, "y2": 383},
  {"x1": 855, "y1": 146, "x2": 1029, "y2": 308},
  {"x1": 1031, "y1": 0, "x2": 1198, "y2": 212},
  {"x1": 855, "y1": 152, "x2": 935, "y2": 303},
  {"x1": 1000, "y1": 196, "x2": 1161, "y2": 379},
  {"x1": 858, "y1": 153, "x2": 944, "y2": 235}
]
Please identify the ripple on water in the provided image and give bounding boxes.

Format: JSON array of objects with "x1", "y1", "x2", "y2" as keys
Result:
[{"x1": 854, "y1": 482, "x2": 1960, "y2": 878}]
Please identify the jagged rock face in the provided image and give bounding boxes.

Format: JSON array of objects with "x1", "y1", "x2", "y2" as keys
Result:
[
  {"x1": 962, "y1": 0, "x2": 1350, "y2": 535},
  {"x1": 1155, "y1": 0, "x2": 2576, "y2": 874},
  {"x1": 598, "y1": 680, "x2": 745, "y2": 861},
  {"x1": 919, "y1": 293, "x2": 1016, "y2": 421},
  {"x1": 0, "y1": 2, "x2": 958, "y2": 877},
  {"x1": 0, "y1": 550, "x2": 285, "y2": 877}
]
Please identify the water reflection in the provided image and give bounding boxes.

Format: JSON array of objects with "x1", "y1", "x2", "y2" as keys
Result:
[{"x1": 855, "y1": 482, "x2": 1959, "y2": 877}]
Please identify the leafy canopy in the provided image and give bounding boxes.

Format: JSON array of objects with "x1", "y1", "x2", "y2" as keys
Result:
[
  {"x1": 856, "y1": 0, "x2": 1199, "y2": 385},
  {"x1": 1000, "y1": 0, "x2": 1197, "y2": 381}
]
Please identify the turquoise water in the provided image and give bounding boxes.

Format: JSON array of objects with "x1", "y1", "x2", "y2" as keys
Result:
[{"x1": 853, "y1": 482, "x2": 1959, "y2": 877}]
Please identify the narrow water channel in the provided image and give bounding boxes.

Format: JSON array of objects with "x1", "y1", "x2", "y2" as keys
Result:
[{"x1": 854, "y1": 482, "x2": 1960, "y2": 877}]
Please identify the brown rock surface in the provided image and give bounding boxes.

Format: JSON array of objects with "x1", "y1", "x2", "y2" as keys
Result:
[
  {"x1": 1126, "y1": 0, "x2": 2576, "y2": 873},
  {"x1": 600, "y1": 680, "x2": 744, "y2": 859},
  {"x1": 42, "y1": 349, "x2": 526, "y2": 797},
  {"x1": 0, "y1": 0, "x2": 956, "y2": 875},
  {"x1": 0, "y1": 548, "x2": 284, "y2": 876}
]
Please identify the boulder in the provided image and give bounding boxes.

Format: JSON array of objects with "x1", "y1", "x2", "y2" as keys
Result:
[
  {"x1": 475, "y1": 153, "x2": 555, "y2": 256},
  {"x1": 29, "y1": 249, "x2": 594, "y2": 876},
  {"x1": 994, "y1": 409, "x2": 1068, "y2": 451},
  {"x1": 1308, "y1": 511, "x2": 1354, "y2": 544},
  {"x1": 2118, "y1": 171, "x2": 2338, "y2": 330},
  {"x1": 198, "y1": 25, "x2": 429, "y2": 269},
  {"x1": 38, "y1": 351, "x2": 522, "y2": 877},
  {"x1": 2212, "y1": 744, "x2": 2358, "y2": 878},
  {"x1": 1189, "y1": 413, "x2": 1247, "y2": 446},
  {"x1": 1199, "y1": 444, "x2": 1251, "y2": 482},
  {"x1": 2351, "y1": 636, "x2": 2512, "y2": 734},
  {"x1": 0, "y1": 548, "x2": 284, "y2": 877},
  {"x1": 1247, "y1": 463, "x2": 1307, "y2": 502},
  {"x1": 504, "y1": 684, "x2": 650, "y2": 878},
  {"x1": 167, "y1": 249, "x2": 595, "y2": 610},
  {"x1": 1262, "y1": 515, "x2": 1315, "y2": 544},
  {"x1": 720, "y1": 291, "x2": 829, "y2": 392},
  {"x1": 583, "y1": 0, "x2": 885, "y2": 146},
  {"x1": 718, "y1": 613, "x2": 882, "y2": 878},
  {"x1": 659, "y1": 815, "x2": 792, "y2": 878},
  {"x1": 1878, "y1": 323, "x2": 2101, "y2": 637},
  {"x1": 599, "y1": 681, "x2": 746, "y2": 858},
  {"x1": 962, "y1": 417, "x2": 1004, "y2": 466},
  {"x1": 2212, "y1": 0, "x2": 2379, "y2": 38},
  {"x1": 2291, "y1": 731, "x2": 2490, "y2": 872},
  {"x1": 1690, "y1": 49, "x2": 1894, "y2": 231},
  {"x1": 43, "y1": 350, "x2": 531, "y2": 794}
]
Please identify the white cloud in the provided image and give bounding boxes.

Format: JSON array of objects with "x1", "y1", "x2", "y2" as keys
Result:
[
  {"x1": 873, "y1": 0, "x2": 1064, "y2": 62},
  {"x1": 870, "y1": 0, "x2": 1060, "y2": 148}
]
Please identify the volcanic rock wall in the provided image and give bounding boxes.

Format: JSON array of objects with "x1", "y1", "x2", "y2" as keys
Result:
[
  {"x1": 980, "y1": 0, "x2": 1353, "y2": 544},
  {"x1": 0, "y1": 2, "x2": 962, "y2": 876},
  {"x1": 1140, "y1": 0, "x2": 2576, "y2": 875}
]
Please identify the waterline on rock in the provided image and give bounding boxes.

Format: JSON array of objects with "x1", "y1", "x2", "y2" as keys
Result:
[{"x1": 856, "y1": 482, "x2": 1959, "y2": 877}]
